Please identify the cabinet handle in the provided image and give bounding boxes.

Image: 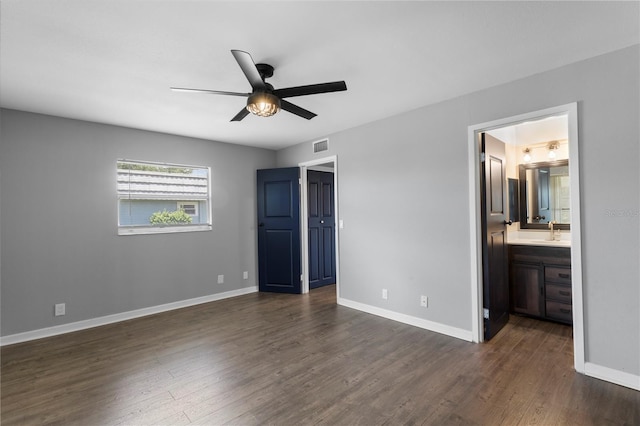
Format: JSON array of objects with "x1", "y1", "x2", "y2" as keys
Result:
[
  {"x1": 559, "y1": 290, "x2": 571, "y2": 296},
  {"x1": 560, "y1": 308, "x2": 571, "y2": 314},
  {"x1": 558, "y1": 273, "x2": 571, "y2": 279}
]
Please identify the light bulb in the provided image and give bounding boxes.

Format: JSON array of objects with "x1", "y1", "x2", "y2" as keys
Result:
[{"x1": 246, "y1": 92, "x2": 280, "y2": 117}]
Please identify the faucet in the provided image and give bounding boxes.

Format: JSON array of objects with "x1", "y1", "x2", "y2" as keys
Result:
[{"x1": 548, "y1": 221, "x2": 556, "y2": 240}]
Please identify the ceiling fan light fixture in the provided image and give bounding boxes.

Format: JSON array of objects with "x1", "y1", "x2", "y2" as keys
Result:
[
  {"x1": 246, "y1": 92, "x2": 280, "y2": 117},
  {"x1": 172, "y1": 50, "x2": 346, "y2": 121}
]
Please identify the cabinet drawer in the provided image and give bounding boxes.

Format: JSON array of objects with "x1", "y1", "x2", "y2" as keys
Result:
[
  {"x1": 545, "y1": 266, "x2": 571, "y2": 284},
  {"x1": 510, "y1": 245, "x2": 571, "y2": 266},
  {"x1": 546, "y1": 284, "x2": 572, "y2": 303},
  {"x1": 546, "y1": 301, "x2": 572, "y2": 323}
]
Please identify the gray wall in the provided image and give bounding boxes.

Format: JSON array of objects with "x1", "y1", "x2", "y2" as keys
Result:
[
  {"x1": 0, "y1": 110, "x2": 276, "y2": 335},
  {"x1": 277, "y1": 45, "x2": 640, "y2": 376}
]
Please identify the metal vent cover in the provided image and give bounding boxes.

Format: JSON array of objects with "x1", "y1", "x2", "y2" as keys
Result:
[{"x1": 313, "y1": 139, "x2": 329, "y2": 153}]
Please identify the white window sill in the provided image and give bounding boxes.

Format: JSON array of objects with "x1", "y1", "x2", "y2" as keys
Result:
[{"x1": 118, "y1": 224, "x2": 212, "y2": 236}]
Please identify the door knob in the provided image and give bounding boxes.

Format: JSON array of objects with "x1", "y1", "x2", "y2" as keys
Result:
[
  {"x1": 503, "y1": 220, "x2": 513, "y2": 226},
  {"x1": 258, "y1": 222, "x2": 264, "y2": 227},
  {"x1": 320, "y1": 220, "x2": 324, "y2": 224}
]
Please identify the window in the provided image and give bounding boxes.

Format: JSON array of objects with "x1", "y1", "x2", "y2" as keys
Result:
[{"x1": 117, "y1": 159, "x2": 212, "y2": 235}]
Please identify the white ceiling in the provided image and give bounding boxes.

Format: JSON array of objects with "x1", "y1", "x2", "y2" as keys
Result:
[
  {"x1": 1, "y1": 1, "x2": 638, "y2": 150},
  {"x1": 487, "y1": 115, "x2": 568, "y2": 147}
]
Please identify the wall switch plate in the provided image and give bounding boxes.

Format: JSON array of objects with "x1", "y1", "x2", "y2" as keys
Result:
[
  {"x1": 217, "y1": 275, "x2": 224, "y2": 284},
  {"x1": 339, "y1": 219, "x2": 344, "y2": 229},
  {"x1": 382, "y1": 289, "x2": 388, "y2": 300},
  {"x1": 243, "y1": 271, "x2": 249, "y2": 280},
  {"x1": 54, "y1": 303, "x2": 66, "y2": 316},
  {"x1": 420, "y1": 295, "x2": 428, "y2": 307}
]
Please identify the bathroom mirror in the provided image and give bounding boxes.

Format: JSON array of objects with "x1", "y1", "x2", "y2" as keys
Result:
[{"x1": 519, "y1": 159, "x2": 570, "y2": 230}]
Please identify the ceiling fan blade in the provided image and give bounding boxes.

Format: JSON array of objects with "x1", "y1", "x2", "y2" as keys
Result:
[
  {"x1": 230, "y1": 107, "x2": 250, "y2": 122},
  {"x1": 231, "y1": 50, "x2": 266, "y2": 91},
  {"x1": 273, "y1": 81, "x2": 347, "y2": 99},
  {"x1": 170, "y1": 87, "x2": 250, "y2": 97},
  {"x1": 280, "y1": 100, "x2": 317, "y2": 120}
]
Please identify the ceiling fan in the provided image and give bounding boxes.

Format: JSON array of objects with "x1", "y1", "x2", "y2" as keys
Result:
[{"x1": 171, "y1": 50, "x2": 347, "y2": 121}]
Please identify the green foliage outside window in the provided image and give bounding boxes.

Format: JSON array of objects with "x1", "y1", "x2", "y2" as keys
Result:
[{"x1": 149, "y1": 209, "x2": 193, "y2": 225}]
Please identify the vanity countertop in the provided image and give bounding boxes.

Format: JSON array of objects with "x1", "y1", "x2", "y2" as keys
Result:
[{"x1": 507, "y1": 231, "x2": 571, "y2": 248}]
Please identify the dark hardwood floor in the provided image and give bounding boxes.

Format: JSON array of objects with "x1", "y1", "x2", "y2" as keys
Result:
[{"x1": 2, "y1": 285, "x2": 638, "y2": 425}]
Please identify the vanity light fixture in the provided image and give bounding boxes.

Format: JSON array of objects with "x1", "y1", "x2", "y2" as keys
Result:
[
  {"x1": 523, "y1": 148, "x2": 532, "y2": 162},
  {"x1": 548, "y1": 141, "x2": 559, "y2": 159}
]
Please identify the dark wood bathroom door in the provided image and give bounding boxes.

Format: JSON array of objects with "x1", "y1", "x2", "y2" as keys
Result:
[{"x1": 481, "y1": 133, "x2": 509, "y2": 340}]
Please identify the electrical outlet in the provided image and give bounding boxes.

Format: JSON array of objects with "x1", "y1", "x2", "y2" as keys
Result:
[
  {"x1": 243, "y1": 271, "x2": 249, "y2": 280},
  {"x1": 420, "y1": 295, "x2": 428, "y2": 308},
  {"x1": 217, "y1": 274, "x2": 224, "y2": 284},
  {"x1": 54, "y1": 303, "x2": 66, "y2": 316},
  {"x1": 382, "y1": 289, "x2": 388, "y2": 300}
]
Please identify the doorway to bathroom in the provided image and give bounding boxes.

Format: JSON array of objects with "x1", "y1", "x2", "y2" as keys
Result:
[{"x1": 468, "y1": 103, "x2": 585, "y2": 373}]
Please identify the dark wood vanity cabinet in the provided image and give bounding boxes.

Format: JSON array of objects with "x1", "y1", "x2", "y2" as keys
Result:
[
  {"x1": 544, "y1": 265, "x2": 572, "y2": 323},
  {"x1": 510, "y1": 261, "x2": 542, "y2": 317},
  {"x1": 509, "y1": 245, "x2": 572, "y2": 325}
]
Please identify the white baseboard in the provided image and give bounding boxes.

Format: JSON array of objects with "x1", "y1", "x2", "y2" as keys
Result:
[
  {"x1": 584, "y1": 362, "x2": 640, "y2": 391},
  {"x1": 337, "y1": 297, "x2": 473, "y2": 342},
  {"x1": 0, "y1": 286, "x2": 258, "y2": 346}
]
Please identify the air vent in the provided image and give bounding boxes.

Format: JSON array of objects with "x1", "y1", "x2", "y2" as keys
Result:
[{"x1": 313, "y1": 139, "x2": 329, "y2": 153}]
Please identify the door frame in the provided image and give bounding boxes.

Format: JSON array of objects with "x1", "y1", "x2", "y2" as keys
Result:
[
  {"x1": 467, "y1": 103, "x2": 585, "y2": 373},
  {"x1": 299, "y1": 155, "x2": 340, "y2": 296}
]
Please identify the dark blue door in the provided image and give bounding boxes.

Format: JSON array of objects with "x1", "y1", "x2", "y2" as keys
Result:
[
  {"x1": 257, "y1": 167, "x2": 301, "y2": 294},
  {"x1": 308, "y1": 170, "x2": 336, "y2": 289}
]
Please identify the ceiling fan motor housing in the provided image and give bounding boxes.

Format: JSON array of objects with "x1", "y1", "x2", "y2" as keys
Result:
[
  {"x1": 255, "y1": 63, "x2": 274, "y2": 80},
  {"x1": 247, "y1": 64, "x2": 279, "y2": 116}
]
